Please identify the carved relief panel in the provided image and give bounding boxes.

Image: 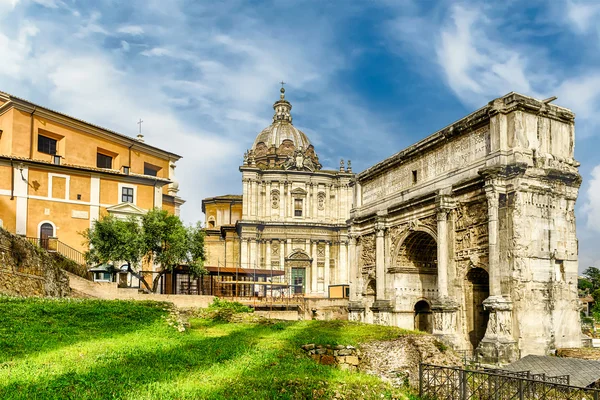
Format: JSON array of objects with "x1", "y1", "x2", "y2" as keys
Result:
[
  {"x1": 359, "y1": 234, "x2": 376, "y2": 272},
  {"x1": 454, "y1": 201, "x2": 489, "y2": 272}
]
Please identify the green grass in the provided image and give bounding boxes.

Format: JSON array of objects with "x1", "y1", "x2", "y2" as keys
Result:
[{"x1": 0, "y1": 297, "x2": 419, "y2": 400}]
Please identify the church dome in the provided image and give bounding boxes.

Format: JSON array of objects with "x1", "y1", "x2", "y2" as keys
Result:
[{"x1": 245, "y1": 87, "x2": 321, "y2": 171}]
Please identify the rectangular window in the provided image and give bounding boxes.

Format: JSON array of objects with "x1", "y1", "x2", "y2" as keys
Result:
[
  {"x1": 97, "y1": 153, "x2": 113, "y2": 169},
  {"x1": 143, "y1": 162, "x2": 161, "y2": 177},
  {"x1": 38, "y1": 135, "x2": 57, "y2": 155},
  {"x1": 412, "y1": 170, "x2": 418, "y2": 184},
  {"x1": 122, "y1": 187, "x2": 134, "y2": 203},
  {"x1": 294, "y1": 199, "x2": 303, "y2": 217}
]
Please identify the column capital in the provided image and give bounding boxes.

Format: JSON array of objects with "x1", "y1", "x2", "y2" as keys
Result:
[
  {"x1": 485, "y1": 186, "x2": 500, "y2": 209},
  {"x1": 436, "y1": 194, "x2": 455, "y2": 212}
]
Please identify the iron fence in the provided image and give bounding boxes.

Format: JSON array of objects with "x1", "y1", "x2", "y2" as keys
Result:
[{"x1": 419, "y1": 364, "x2": 599, "y2": 400}]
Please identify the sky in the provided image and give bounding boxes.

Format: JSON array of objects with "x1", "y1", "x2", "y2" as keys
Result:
[{"x1": 1, "y1": 0, "x2": 600, "y2": 270}]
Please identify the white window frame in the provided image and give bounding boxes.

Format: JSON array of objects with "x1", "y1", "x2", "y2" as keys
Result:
[
  {"x1": 118, "y1": 183, "x2": 137, "y2": 205},
  {"x1": 37, "y1": 220, "x2": 57, "y2": 237},
  {"x1": 48, "y1": 173, "x2": 71, "y2": 200}
]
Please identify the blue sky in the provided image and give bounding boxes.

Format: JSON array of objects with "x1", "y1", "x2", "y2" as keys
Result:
[{"x1": 1, "y1": 0, "x2": 600, "y2": 270}]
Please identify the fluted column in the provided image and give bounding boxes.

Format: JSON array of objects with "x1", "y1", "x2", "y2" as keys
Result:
[
  {"x1": 279, "y1": 181, "x2": 284, "y2": 219},
  {"x1": 249, "y1": 239, "x2": 257, "y2": 269},
  {"x1": 485, "y1": 186, "x2": 501, "y2": 297},
  {"x1": 478, "y1": 181, "x2": 518, "y2": 364},
  {"x1": 339, "y1": 238, "x2": 348, "y2": 284},
  {"x1": 241, "y1": 238, "x2": 249, "y2": 269},
  {"x1": 437, "y1": 209, "x2": 449, "y2": 298},
  {"x1": 279, "y1": 240, "x2": 285, "y2": 271},
  {"x1": 375, "y1": 221, "x2": 386, "y2": 300},
  {"x1": 311, "y1": 240, "x2": 318, "y2": 294},
  {"x1": 348, "y1": 234, "x2": 358, "y2": 301},
  {"x1": 324, "y1": 241, "x2": 330, "y2": 294},
  {"x1": 266, "y1": 240, "x2": 271, "y2": 269},
  {"x1": 242, "y1": 179, "x2": 249, "y2": 217},
  {"x1": 266, "y1": 181, "x2": 272, "y2": 220}
]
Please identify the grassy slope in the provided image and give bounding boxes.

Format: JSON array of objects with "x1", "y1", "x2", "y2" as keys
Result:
[{"x1": 0, "y1": 297, "x2": 418, "y2": 400}]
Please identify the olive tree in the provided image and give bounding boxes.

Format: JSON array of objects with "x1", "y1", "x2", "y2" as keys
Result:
[{"x1": 83, "y1": 208, "x2": 206, "y2": 293}]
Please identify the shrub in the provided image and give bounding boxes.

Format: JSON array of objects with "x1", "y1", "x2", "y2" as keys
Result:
[{"x1": 202, "y1": 297, "x2": 254, "y2": 322}]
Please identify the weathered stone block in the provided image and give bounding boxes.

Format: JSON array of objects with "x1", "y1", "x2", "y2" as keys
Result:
[
  {"x1": 345, "y1": 356, "x2": 359, "y2": 365},
  {"x1": 320, "y1": 355, "x2": 336, "y2": 365}
]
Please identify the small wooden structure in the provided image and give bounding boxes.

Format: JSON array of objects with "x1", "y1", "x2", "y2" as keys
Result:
[
  {"x1": 328, "y1": 284, "x2": 349, "y2": 299},
  {"x1": 160, "y1": 265, "x2": 287, "y2": 297}
]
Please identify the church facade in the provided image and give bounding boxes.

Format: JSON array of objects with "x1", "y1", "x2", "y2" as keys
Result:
[
  {"x1": 204, "y1": 88, "x2": 354, "y2": 295},
  {"x1": 204, "y1": 90, "x2": 582, "y2": 362}
]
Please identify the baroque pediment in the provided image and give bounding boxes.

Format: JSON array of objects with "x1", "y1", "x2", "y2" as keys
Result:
[
  {"x1": 106, "y1": 202, "x2": 147, "y2": 217},
  {"x1": 290, "y1": 187, "x2": 307, "y2": 196}
]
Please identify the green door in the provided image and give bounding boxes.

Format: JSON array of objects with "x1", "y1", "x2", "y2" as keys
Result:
[{"x1": 291, "y1": 268, "x2": 306, "y2": 294}]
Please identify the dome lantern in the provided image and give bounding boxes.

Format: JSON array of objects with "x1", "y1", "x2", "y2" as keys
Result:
[{"x1": 246, "y1": 86, "x2": 321, "y2": 171}]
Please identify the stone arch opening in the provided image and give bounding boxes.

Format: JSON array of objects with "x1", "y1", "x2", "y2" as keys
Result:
[
  {"x1": 397, "y1": 230, "x2": 437, "y2": 269},
  {"x1": 365, "y1": 279, "x2": 376, "y2": 296},
  {"x1": 414, "y1": 299, "x2": 433, "y2": 333},
  {"x1": 465, "y1": 267, "x2": 490, "y2": 350}
]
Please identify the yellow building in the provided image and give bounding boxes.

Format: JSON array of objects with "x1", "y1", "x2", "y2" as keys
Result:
[
  {"x1": 201, "y1": 195, "x2": 242, "y2": 269},
  {"x1": 0, "y1": 91, "x2": 184, "y2": 255}
]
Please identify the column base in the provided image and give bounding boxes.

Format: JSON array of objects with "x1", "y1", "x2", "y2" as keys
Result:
[
  {"x1": 432, "y1": 297, "x2": 458, "y2": 329},
  {"x1": 370, "y1": 300, "x2": 393, "y2": 312},
  {"x1": 348, "y1": 301, "x2": 366, "y2": 312},
  {"x1": 477, "y1": 338, "x2": 519, "y2": 365},
  {"x1": 476, "y1": 296, "x2": 519, "y2": 365},
  {"x1": 370, "y1": 300, "x2": 393, "y2": 326}
]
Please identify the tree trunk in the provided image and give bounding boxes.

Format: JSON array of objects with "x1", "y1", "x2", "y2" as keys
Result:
[
  {"x1": 127, "y1": 264, "x2": 153, "y2": 293},
  {"x1": 152, "y1": 270, "x2": 166, "y2": 293}
]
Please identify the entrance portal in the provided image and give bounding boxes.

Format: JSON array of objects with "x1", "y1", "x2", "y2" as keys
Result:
[
  {"x1": 291, "y1": 267, "x2": 306, "y2": 294},
  {"x1": 465, "y1": 267, "x2": 490, "y2": 350},
  {"x1": 414, "y1": 300, "x2": 432, "y2": 333},
  {"x1": 39, "y1": 223, "x2": 54, "y2": 250}
]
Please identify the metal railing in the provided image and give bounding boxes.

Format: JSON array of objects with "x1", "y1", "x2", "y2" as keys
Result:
[
  {"x1": 55, "y1": 240, "x2": 86, "y2": 266},
  {"x1": 419, "y1": 363, "x2": 599, "y2": 400}
]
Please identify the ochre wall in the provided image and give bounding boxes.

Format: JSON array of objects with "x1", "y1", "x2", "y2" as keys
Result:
[
  {"x1": 0, "y1": 197, "x2": 16, "y2": 232},
  {"x1": 26, "y1": 198, "x2": 91, "y2": 252},
  {"x1": 0, "y1": 109, "x2": 14, "y2": 155},
  {"x1": 0, "y1": 104, "x2": 183, "y2": 255}
]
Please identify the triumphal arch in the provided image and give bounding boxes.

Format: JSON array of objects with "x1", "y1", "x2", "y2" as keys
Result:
[{"x1": 348, "y1": 93, "x2": 582, "y2": 363}]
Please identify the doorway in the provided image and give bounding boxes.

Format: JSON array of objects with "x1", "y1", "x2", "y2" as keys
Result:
[
  {"x1": 414, "y1": 300, "x2": 433, "y2": 333},
  {"x1": 291, "y1": 267, "x2": 306, "y2": 294},
  {"x1": 465, "y1": 267, "x2": 490, "y2": 350},
  {"x1": 39, "y1": 222, "x2": 54, "y2": 250}
]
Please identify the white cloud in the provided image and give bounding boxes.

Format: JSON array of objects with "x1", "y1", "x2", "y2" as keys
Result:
[
  {"x1": 31, "y1": 0, "x2": 61, "y2": 8},
  {"x1": 565, "y1": 0, "x2": 600, "y2": 33},
  {"x1": 556, "y1": 74, "x2": 600, "y2": 121},
  {"x1": 0, "y1": 20, "x2": 38, "y2": 79},
  {"x1": 0, "y1": 0, "x2": 20, "y2": 10},
  {"x1": 0, "y1": 2, "x2": 397, "y2": 226},
  {"x1": 117, "y1": 25, "x2": 144, "y2": 36},
  {"x1": 584, "y1": 164, "x2": 600, "y2": 232},
  {"x1": 436, "y1": 4, "x2": 537, "y2": 107},
  {"x1": 140, "y1": 47, "x2": 172, "y2": 57}
]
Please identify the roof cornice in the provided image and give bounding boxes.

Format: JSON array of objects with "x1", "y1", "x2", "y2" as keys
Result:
[
  {"x1": 1, "y1": 92, "x2": 182, "y2": 161},
  {"x1": 0, "y1": 154, "x2": 171, "y2": 185}
]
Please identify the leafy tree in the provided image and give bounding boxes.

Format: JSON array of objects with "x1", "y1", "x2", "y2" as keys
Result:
[
  {"x1": 579, "y1": 278, "x2": 593, "y2": 294},
  {"x1": 83, "y1": 209, "x2": 206, "y2": 293},
  {"x1": 142, "y1": 209, "x2": 206, "y2": 292},
  {"x1": 583, "y1": 267, "x2": 600, "y2": 291},
  {"x1": 83, "y1": 214, "x2": 150, "y2": 290}
]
